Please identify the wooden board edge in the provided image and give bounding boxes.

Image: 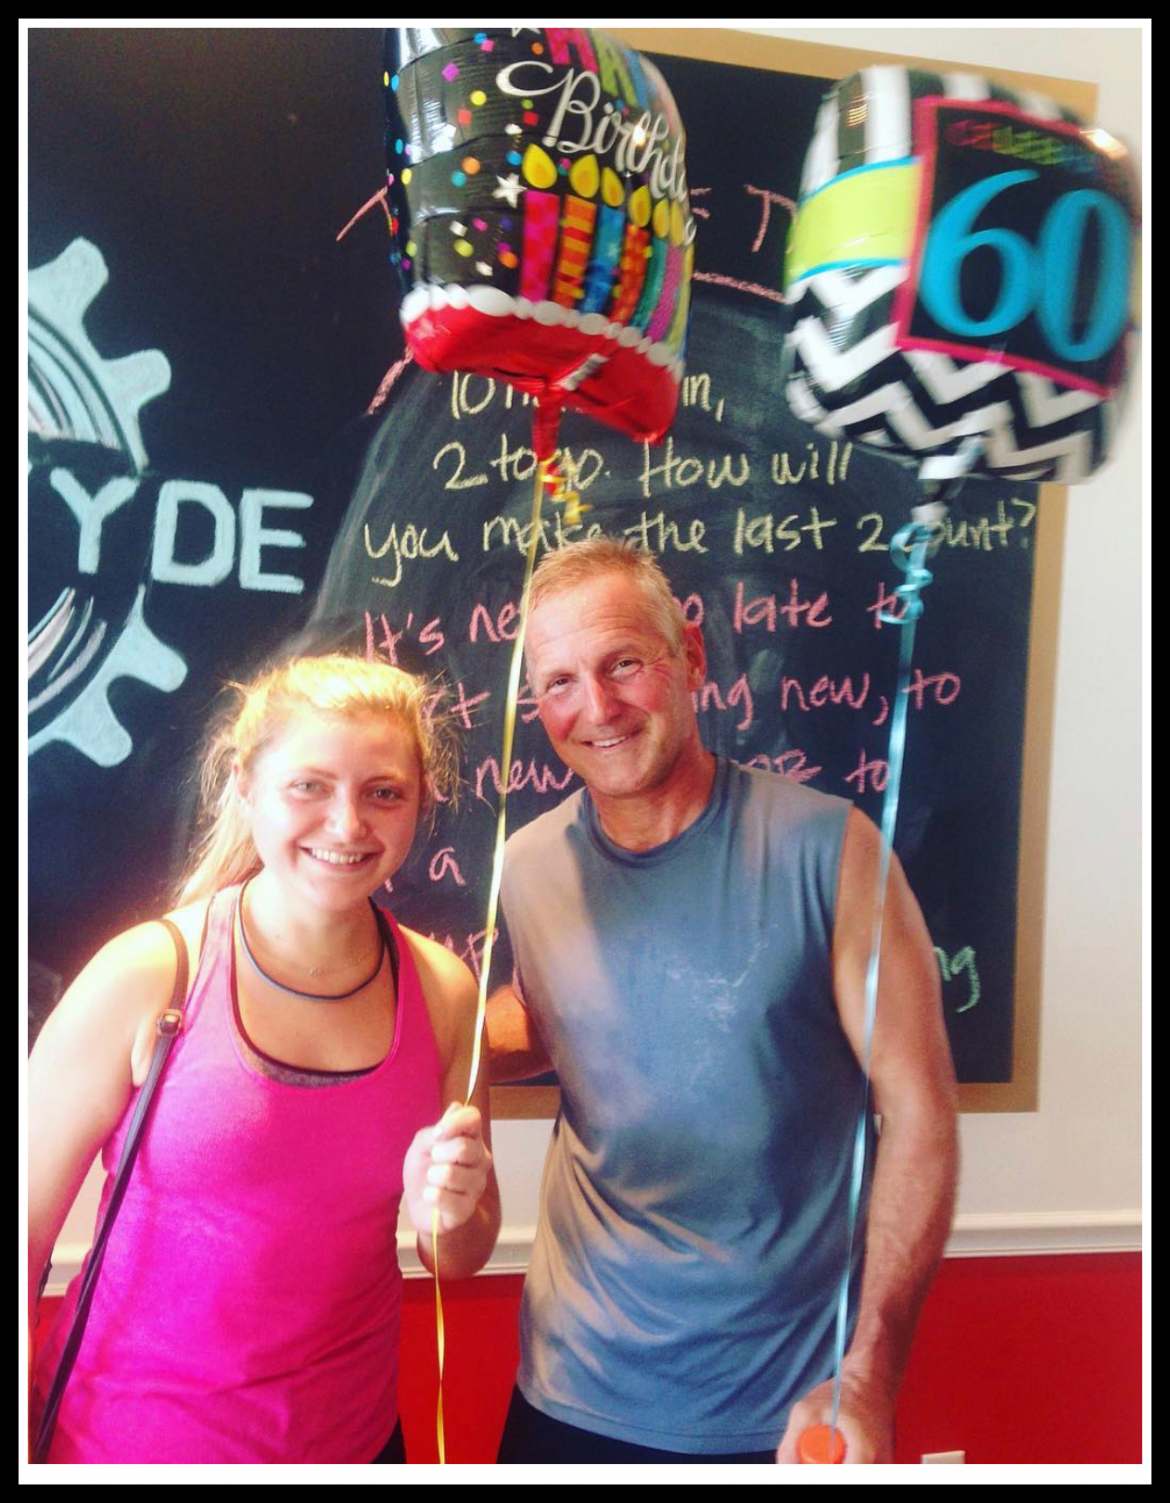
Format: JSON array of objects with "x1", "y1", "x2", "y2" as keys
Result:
[
  {"x1": 491, "y1": 1084, "x2": 561, "y2": 1120},
  {"x1": 612, "y1": 27, "x2": 1098, "y2": 117},
  {"x1": 956, "y1": 477, "x2": 1066, "y2": 1115}
]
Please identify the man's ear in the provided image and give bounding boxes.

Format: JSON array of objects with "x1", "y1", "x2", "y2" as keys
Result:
[{"x1": 682, "y1": 621, "x2": 707, "y2": 689}]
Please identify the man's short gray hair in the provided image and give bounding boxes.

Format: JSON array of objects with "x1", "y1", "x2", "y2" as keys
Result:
[{"x1": 528, "y1": 537, "x2": 686, "y2": 651}]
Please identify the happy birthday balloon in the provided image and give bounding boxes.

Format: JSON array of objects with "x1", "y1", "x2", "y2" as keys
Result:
[
  {"x1": 784, "y1": 67, "x2": 1138, "y2": 483},
  {"x1": 383, "y1": 27, "x2": 695, "y2": 456}
]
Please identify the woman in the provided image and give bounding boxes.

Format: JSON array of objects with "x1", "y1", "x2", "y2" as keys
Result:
[{"x1": 28, "y1": 653, "x2": 500, "y2": 1463}]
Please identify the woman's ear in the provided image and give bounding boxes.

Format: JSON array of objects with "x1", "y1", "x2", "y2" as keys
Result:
[{"x1": 231, "y1": 758, "x2": 251, "y2": 808}]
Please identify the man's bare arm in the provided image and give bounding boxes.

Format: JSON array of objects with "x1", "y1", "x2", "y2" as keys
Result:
[
  {"x1": 776, "y1": 809, "x2": 959, "y2": 1464},
  {"x1": 486, "y1": 985, "x2": 553, "y2": 1083}
]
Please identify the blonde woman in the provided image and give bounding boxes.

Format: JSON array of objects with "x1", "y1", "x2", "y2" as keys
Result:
[{"x1": 29, "y1": 654, "x2": 500, "y2": 1464}]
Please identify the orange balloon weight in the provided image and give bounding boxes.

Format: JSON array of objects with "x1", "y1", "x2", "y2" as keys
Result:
[{"x1": 798, "y1": 1424, "x2": 846, "y2": 1465}]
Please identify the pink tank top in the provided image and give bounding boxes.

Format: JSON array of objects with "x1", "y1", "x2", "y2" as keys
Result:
[{"x1": 34, "y1": 887, "x2": 443, "y2": 1463}]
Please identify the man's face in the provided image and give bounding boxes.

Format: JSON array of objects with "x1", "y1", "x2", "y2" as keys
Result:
[{"x1": 525, "y1": 570, "x2": 706, "y2": 803}]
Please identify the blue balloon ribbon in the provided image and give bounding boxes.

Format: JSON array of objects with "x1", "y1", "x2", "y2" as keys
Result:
[{"x1": 828, "y1": 515, "x2": 939, "y2": 1439}]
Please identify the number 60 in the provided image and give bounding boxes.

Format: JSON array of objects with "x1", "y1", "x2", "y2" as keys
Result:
[{"x1": 919, "y1": 168, "x2": 1132, "y2": 365}]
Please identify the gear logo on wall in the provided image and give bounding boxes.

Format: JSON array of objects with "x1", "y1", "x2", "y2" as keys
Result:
[{"x1": 28, "y1": 238, "x2": 188, "y2": 766}]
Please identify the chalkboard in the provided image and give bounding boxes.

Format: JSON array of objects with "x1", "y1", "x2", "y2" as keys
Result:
[
  {"x1": 27, "y1": 29, "x2": 1041, "y2": 1085},
  {"x1": 27, "y1": 29, "x2": 395, "y2": 995}
]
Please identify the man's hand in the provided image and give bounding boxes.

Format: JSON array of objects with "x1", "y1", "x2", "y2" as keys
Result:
[
  {"x1": 774, "y1": 1360, "x2": 895, "y2": 1465},
  {"x1": 403, "y1": 1103, "x2": 492, "y2": 1238}
]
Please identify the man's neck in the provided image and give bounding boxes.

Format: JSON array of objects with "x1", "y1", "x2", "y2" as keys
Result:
[{"x1": 591, "y1": 748, "x2": 718, "y2": 853}]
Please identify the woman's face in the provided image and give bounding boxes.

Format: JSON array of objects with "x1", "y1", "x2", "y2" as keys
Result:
[{"x1": 236, "y1": 711, "x2": 423, "y2": 913}]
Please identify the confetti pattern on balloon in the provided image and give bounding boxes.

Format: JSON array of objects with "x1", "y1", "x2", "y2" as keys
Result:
[
  {"x1": 783, "y1": 66, "x2": 1139, "y2": 483},
  {"x1": 384, "y1": 26, "x2": 695, "y2": 452}
]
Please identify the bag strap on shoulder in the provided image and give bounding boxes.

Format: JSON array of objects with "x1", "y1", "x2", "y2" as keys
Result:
[{"x1": 33, "y1": 919, "x2": 188, "y2": 1464}]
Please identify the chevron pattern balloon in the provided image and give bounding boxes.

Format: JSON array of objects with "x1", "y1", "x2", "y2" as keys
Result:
[{"x1": 784, "y1": 67, "x2": 1138, "y2": 483}]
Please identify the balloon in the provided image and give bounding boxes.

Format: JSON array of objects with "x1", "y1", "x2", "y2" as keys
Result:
[
  {"x1": 783, "y1": 67, "x2": 1138, "y2": 483},
  {"x1": 383, "y1": 27, "x2": 695, "y2": 457}
]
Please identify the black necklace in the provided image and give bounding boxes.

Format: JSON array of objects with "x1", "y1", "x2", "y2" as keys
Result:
[{"x1": 236, "y1": 883, "x2": 385, "y2": 1003}]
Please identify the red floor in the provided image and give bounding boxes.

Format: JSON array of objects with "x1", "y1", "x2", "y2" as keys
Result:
[{"x1": 32, "y1": 1250, "x2": 1142, "y2": 1464}]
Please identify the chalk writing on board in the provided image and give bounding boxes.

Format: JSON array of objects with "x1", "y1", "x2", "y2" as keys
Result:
[
  {"x1": 442, "y1": 683, "x2": 492, "y2": 731},
  {"x1": 473, "y1": 756, "x2": 577, "y2": 804},
  {"x1": 364, "y1": 610, "x2": 447, "y2": 662},
  {"x1": 428, "y1": 847, "x2": 467, "y2": 888},
  {"x1": 744, "y1": 183, "x2": 797, "y2": 254},
  {"x1": 732, "y1": 506, "x2": 839, "y2": 554},
  {"x1": 745, "y1": 750, "x2": 822, "y2": 784},
  {"x1": 639, "y1": 440, "x2": 751, "y2": 497},
  {"x1": 732, "y1": 579, "x2": 833, "y2": 631},
  {"x1": 936, "y1": 947, "x2": 982, "y2": 1014},
  {"x1": 857, "y1": 499, "x2": 1038, "y2": 554},
  {"x1": 685, "y1": 179, "x2": 797, "y2": 263},
  {"x1": 424, "y1": 926, "x2": 500, "y2": 984},
  {"x1": 364, "y1": 519, "x2": 459, "y2": 589}
]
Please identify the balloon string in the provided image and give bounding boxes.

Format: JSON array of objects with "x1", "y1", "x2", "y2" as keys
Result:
[
  {"x1": 464, "y1": 452, "x2": 550, "y2": 1105},
  {"x1": 433, "y1": 449, "x2": 551, "y2": 1466},
  {"x1": 432, "y1": 1206, "x2": 446, "y2": 1465},
  {"x1": 827, "y1": 518, "x2": 938, "y2": 1443}
]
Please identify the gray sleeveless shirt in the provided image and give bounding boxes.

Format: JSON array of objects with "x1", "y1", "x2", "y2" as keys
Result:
[{"x1": 501, "y1": 757, "x2": 870, "y2": 1453}]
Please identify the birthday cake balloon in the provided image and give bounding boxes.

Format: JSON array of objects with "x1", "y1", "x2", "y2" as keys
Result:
[{"x1": 384, "y1": 27, "x2": 695, "y2": 455}]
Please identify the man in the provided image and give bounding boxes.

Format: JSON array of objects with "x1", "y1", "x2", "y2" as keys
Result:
[{"x1": 489, "y1": 537, "x2": 958, "y2": 1464}]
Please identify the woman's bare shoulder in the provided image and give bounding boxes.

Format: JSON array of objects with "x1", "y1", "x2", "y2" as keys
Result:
[
  {"x1": 36, "y1": 902, "x2": 209, "y2": 1080},
  {"x1": 397, "y1": 925, "x2": 478, "y2": 1006},
  {"x1": 396, "y1": 925, "x2": 488, "y2": 1108},
  {"x1": 72, "y1": 918, "x2": 185, "y2": 1003}
]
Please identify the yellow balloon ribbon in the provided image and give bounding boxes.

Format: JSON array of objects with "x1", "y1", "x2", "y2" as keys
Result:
[
  {"x1": 464, "y1": 451, "x2": 550, "y2": 1106},
  {"x1": 433, "y1": 449, "x2": 551, "y2": 1464},
  {"x1": 432, "y1": 1206, "x2": 446, "y2": 1465}
]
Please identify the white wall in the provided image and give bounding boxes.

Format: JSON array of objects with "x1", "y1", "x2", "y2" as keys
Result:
[{"x1": 51, "y1": 25, "x2": 1146, "y2": 1280}]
